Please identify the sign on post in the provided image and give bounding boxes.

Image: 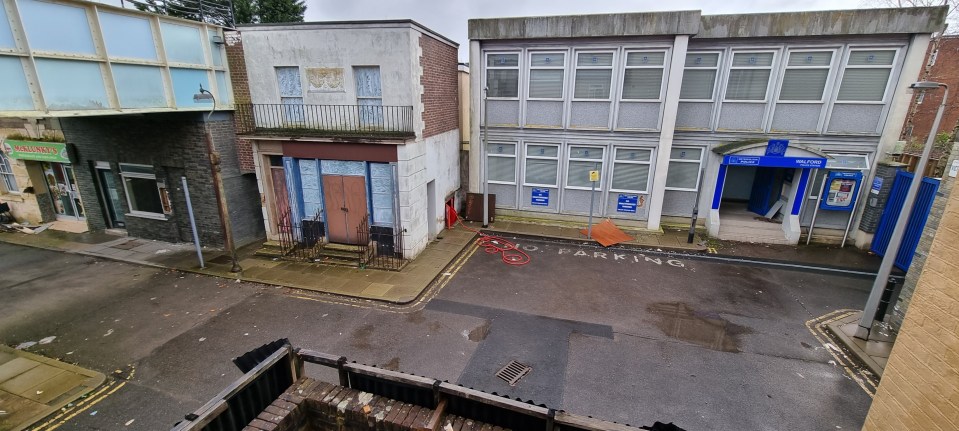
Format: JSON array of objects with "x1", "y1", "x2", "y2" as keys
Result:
[
  {"x1": 589, "y1": 170, "x2": 599, "y2": 182},
  {"x1": 2, "y1": 140, "x2": 70, "y2": 163}
]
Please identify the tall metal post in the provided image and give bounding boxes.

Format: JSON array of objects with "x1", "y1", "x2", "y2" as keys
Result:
[
  {"x1": 197, "y1": 88, "x2": 242, "y2": 273},
  {"x1": 586, "y1": 163, "x2": 598, "y2": 239},
  {"x1": 806, "y1": 170, "x2": 826, "y2": 245},
  {"x1": 687, "y1": 168, "x2": 706, "y2": 243},
  {"x1": 856, "y1": 83, "x2": 948, "y2": 339},
  {"x1": 182, "y1": 176, "x2": 205, "y2": 268},
  {"x1": 482, "y1": 87, "x2": 490, "y2": 228}
]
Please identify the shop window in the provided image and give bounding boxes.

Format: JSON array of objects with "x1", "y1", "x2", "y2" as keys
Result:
[
  {"x1": 779, "y1": 51, "x2": 833, "y2": 101},
  {"x1": 566, "y1": 146, "x2": 604, "y2": 189},
  {"x1": 524, "y1": 144, "x2": 559, "y2": 186},
  {"x1": 725, "y1": 52, "x2": 775, "y2": 101},
  {"x1": 611, "y1": 148, "x2": 652, "y2": 192},
  {"x1": 0, "y1": 153, "x2": 18, "y2": 194},
  {"x1": 119, "y1": 163, "x2": 169, "y2": 217},
  {"x1": 528, "y1": 53, "x2": 565, "y2": 99},
  {"x1": 665, "y1": 147, "x2": 703, "y2": 191},
  {"x1": 487, "y1": 143, "x2": 516, "y2": 183},
  {"x1": 680, "y1": 52, "x2": 721, "y2": 101},
  {"x1": 486, "y1": 53, "x2": 519, "y2": 98},
  {"x1": 574, "y1": 52, "x2": 614, "y2": 99},
  {"x1": 837, "y1": 49, "x2": 897, "y2": 102},
  {"x1": 621, "y1": 51, "x2": 666, "y2": 100}
]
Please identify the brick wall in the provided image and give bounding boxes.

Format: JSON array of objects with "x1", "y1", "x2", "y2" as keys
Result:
[
  {"x1": 859, "y1": 162, "x2": 906, "y2": 233},
  {"x1": 862, "y1": 164, "x2": 959, "y2": 430},
  {"x1": 419, "y1": 34, "x2": 459, "y2": 139},
  {"x1": 901, "y1": 35, "x2": 959, "y2": 145},
  {"x1": 225, "y1": 30, "x2": 256, "y2": 174}
]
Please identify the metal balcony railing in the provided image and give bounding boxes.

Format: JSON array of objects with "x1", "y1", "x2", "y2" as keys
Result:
[{"x1": 235, "y1": 103, "x2": 415, "y2": 138}]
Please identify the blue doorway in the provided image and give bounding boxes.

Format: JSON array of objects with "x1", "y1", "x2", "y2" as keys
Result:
[{"x1": 747, "y1": 167, "x2": 785, "y2": 216}]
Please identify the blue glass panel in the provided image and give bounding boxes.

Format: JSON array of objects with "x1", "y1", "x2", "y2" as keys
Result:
[
  {"x1": 0, "y1": 57, "x2": 33, "y2": 110},
  {"x1": 216, "y1": 71, "x2": 231, "y2": 104},
  {"x1": 0, "y1": 2, "x2": 17, "y2": 49},
  {"x1": 169, "y1": 68, "x2": 210, "y2": 108},
  {"x1": 161, "y1": 22, "x2": 205, "y2": 64},
  {"x1": 113, "y1": 64, "x2": 165, "y2": 109},
  {"x1": 99, "y1": 12, "x2": 156, "y2": 60},
  {"x1": 35, "y1": 59, "x2": 108, "y2": 110},
  {"x1": 19, "y1": 0, "x2": 95, "y2": 54},
  {"x1": 209, "y1": 29, "x2": 224, "y2": 67}
]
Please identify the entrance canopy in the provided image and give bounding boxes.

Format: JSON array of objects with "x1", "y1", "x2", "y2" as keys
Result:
[{"x1": 713, "y1": 140, "x2": 829, "y2": 168}]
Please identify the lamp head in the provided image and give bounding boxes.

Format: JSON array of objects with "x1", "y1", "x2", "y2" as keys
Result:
[{"x1": 193, "y1": 85, "x2": 214, "y2": 103}]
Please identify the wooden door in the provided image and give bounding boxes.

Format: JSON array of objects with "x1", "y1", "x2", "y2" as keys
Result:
[
  {"x1": 323, "y1": 175, "x2": 368, "y2": 244},
  {"x1": 271, "y1": 167, "x2": 290, "y2": 224}
]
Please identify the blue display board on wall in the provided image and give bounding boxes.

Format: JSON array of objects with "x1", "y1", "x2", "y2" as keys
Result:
[
  {"x1": 617, "y1": 194, "x2": 638, "y2": 213},
  {"x1": 821, "y1": 171, "x2": 863, "y2": 211},
  {"x1": 531, "y1": 188, "x2": 550, "y2": 206},
  {"x1": 723, "y1": 155, "x2": 826, "y2": 169}
]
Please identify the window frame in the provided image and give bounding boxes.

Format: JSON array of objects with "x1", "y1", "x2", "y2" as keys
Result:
[
  {"x1": 619, "y1": 49, "x2": 668, "y2": 102},
  {"x1": 564, "y1": 145, "x2": 606, "y2": 191},
  {"x1": 834, "y1": 47, "x2": 901, "y2": 104},
  {"x1": 609, "y1": 147, "x2": 653, "y2": 193},
  {"x1": 486, "y1": 142, "x2": 517, "y2": 185},
  {"x1": 484, "y1": 51, "x2": 521, "y2": 101},
  {"x1": 723, "y1": 50, "x2": 778, "y2": 103},
  {"x1": 522, "y1": 143, "x2": 560, "y2": 187},
  {"x1": 526, "y1": 50, "x2": 567, "y2": 101},
  {"x1": 0, "y1": 153, "x2": 18, "y2": 195},
  {"x1": 777, "y1": 48, "x2": 838, "y2": 103},
  {"x1": 118, "y1": 163, "x2": 167, "y2": 219},
  {"x1": 679, "y1": 50, "x2": 723, "y2": 102},
  {"x1": 664, "y1": 146, "x2": 704, "y2": 192},
  {"x1": 571, "y1": 50, "x2": 617, "y2": 102}
]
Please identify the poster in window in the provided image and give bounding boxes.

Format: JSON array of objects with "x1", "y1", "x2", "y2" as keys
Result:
[{"x1": 820, "y1": 171, "x2": 862, "y2": 211}]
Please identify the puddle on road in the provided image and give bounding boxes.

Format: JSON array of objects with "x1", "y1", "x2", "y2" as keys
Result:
[
  {"x1": 647, "y1": 302, "x2": 751, "y2": 353},
  {"x1": 468, "y1": 320, "x2": 491, "y2": 341}
]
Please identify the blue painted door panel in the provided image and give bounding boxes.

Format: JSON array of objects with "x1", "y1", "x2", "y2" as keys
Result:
[{"x1": 870, "y1": 170, "x2": 940, "y2": 271}]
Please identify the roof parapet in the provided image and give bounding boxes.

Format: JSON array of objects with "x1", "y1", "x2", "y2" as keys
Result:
[
  {"x1": 697, "y1": 6, "x2": 948, "y2": 39},
  {"x1": 468, "y1": 11, "x2": 701, "y2": 40}
]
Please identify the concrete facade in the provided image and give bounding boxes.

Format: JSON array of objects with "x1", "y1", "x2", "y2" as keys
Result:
[
  {"x1": 468, "y1": 7, "x2": 945, "y2": 246},
  {"x1": 862, "y1": 155, "x2": 959, "y2": 430}
]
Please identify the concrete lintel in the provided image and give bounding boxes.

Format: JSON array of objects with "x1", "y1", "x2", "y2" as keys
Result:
[
  {"x1": 697, "y1": 7, "x2": 948, "y2": 39},
  {"x1": 468, "y1": 11, "x2": 702, "y2": 40}
]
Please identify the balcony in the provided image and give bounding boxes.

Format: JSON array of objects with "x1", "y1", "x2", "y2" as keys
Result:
[{"x1": 235, "y1": 104, "x2": 416, "y2": 139}]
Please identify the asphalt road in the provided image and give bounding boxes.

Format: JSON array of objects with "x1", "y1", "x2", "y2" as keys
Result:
[{"x1": 0, "y1": 238, "x2": 873, "y2": 430}]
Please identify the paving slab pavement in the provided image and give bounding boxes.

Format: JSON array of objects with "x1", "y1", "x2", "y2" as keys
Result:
[{"x1": 0, "y1": 346, "x2": 105, "y2": 431}]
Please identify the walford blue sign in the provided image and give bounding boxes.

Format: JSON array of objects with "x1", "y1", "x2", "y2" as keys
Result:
[
  {"x1": 723, "y1": 155, "x2": 826, "y2": 169},
  {"x1": 617, "y1": 194, "x2": 638, "y2": 213},
  {"x1": 531, "y1": 188, "x2": 550, "y2": 206}
]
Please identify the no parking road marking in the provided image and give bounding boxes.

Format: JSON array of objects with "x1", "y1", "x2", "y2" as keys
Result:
[{"x1": 556, "y1": 247, "x2": 686, "y2": 267}]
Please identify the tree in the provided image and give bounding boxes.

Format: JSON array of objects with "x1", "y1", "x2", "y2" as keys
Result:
[
  {"x1": 861, "y1": 0, "x2": 959, "y2": 33},
  {"x1": 131, "y1": 0, "x2": 306, "y2": 26},
  {"x1": 253, "y1": 0, "x2": 307, "y2": 24}
]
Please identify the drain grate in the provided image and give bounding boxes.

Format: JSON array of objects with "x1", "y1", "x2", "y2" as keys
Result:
[{"x1": 495, "y1": 360, "x2": 532, "y2": 386}]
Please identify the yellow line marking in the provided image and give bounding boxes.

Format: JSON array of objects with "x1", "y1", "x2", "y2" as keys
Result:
[
  {"x1": 41, "y1": 382, "x2": 128, "y2": 431},
  {"x1": 707, "y1": 247, "x2": 718, "y2": 254},
  {"x1": 805, "y1": 310, "x2": 877, "y2": 397},
  {"x1": 32, "y1": 365, "x2": 136, "y2": 431}
]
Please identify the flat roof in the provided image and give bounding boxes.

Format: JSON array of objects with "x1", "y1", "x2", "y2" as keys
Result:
[{"x1": 237, "y1": 19, "x2": 457, "y2": 47}]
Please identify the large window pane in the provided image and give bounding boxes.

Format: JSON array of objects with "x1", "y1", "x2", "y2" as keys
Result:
[
  {"x1": 612, "y1": 163, "x2": 649, "y2": 191},
  {"x1": 488, "y1": 157, "x2": 515, "y2": 182},
  {"x1": 726, "y1": 69, "x2": 771, "y2": 100},
  {"x1": 622, "y1": 68, "x2": 663, "y2": 99},
  {"x1": 529, "y1": 69, "x2": 563, "y2": 98},
  {"x1": 99, "y1": 12, "x2": 157, "y2": 60},
  {"x1": 124, "y1": 177, "x2": 163, "y2": 213},
  {"x1": 567, "y1": 160, "x2": 600, "y2": 187},
  {"x1": 0, "y1": 57, "x2": 34, "y2": 110},
  {"x1": 161, "y1": 22, "x2": 205, "y2": 64},
  {"x1": 487, "y1": 54, "x2": 518, "y2": 67},
  {"x1": 574, "y1": 70, "x2": 612, "y2": 99},
  {"x1": 780, "y1": 69, "x2": 829, "y2": 101},
  {"x1": 19, "y1": 0, "x2": 95, "y2": 54},
  {"x1": 170, "y1": 68, "x2": 211, "y2": 108},
  {"x1": 837, "y1": 68, "x2": 891, "y2": 101},
  {"x1": 487, "y1": 69, "x2": 518, "y2": 98},
  {"x1": 680, "y1": 69, "x2": 717, "y2": 100},
  {"x1": 666, "y1": 162, "x2": 700, "y2": 189},
  {"x1": 35, "y1": 59, "x2": 108, "y2": 110},
  {"x1": 113, "y1": 64, "x2": 166, "y2": 109},
  {"x1": 525, "y1": 159, "x2": 557, "y2": 185}
]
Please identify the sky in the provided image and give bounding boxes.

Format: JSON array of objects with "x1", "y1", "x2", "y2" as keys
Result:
[{"x1": 300, "y1": 0, "x2": 867, "y2": 61}]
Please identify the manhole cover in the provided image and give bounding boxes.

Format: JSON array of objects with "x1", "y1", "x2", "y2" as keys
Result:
[{"x1": 495, "y1": 360, "x2": 531, "y2": 386}]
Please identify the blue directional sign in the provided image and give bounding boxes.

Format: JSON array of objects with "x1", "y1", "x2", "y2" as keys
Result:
[
  {"x1": 531, "y1": 188, "x2": 550, "y2": 206},
  {"x1": 617, "y1": 194, "x2": 638, "y2": 213},
  {"x1": 723, "y1": 155, "x2": 826, "y2": 169}
]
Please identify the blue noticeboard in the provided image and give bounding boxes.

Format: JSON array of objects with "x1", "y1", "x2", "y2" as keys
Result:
[
  {"x1": 821, "y1": 171, "x2": 863, "y2": 211},
  {"x1": 723, "y1": 155, "x2": 826, "y2": 169},
  {"x1": 617, "y1": 194, "x2": 638, "y2": 213},
  {"x1": 531, "y1": 188, "x2": 550, "y2": 206}
]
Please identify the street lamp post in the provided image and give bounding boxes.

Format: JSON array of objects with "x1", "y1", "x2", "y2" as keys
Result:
[
  {"x1": 854, "y1": 81, "x2": 948, "y2": 340},
  {"x1": 194, "y1": 85, "x2": 242, "y2": 273}
]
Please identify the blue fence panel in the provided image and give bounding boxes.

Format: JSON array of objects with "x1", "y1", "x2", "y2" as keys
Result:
[{"x1": 870, "y1": 170, "x2": 940, "y2": 271}]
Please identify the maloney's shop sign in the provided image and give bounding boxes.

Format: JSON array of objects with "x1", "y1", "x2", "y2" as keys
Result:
[{"x1": 1, "y1": 139, "x2": 70, "y2": 163}]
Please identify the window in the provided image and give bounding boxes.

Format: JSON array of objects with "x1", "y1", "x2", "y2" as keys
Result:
[
  {"x1": 524, "y1": 144, "x2": 559, "y2": 186},
  {"x1": 486, "y1": 53, "x2": 519, "y2": 98},
  {"x1": 621, "y1": 51, "x2": 666, "y2": 100},
  {"x1": 680, "y1": 52, "x2": 721, "y2": 100},
  {"x1": 566, "y1": 146, "x2": 604, "y2": 188},
  {"x1": 275, "y1": 66, "x2": 303, "y2": 123},
  {"x1": 574, "y1": 52, "x2": 614, "y2": 99},
  {"x1": 665, "y1": 147, "x2": 703, "y2": 191},
  {"x1": 487, "y1": 143, "x2": 516, "y2": 183},
  {"x1": 779, "y1": 51, "x2": 833, "y2": 101},
  {"x1": 725, "y1": 52, "x2": 775, "y2": 101},
  {"x1": 837, "y1": 49, "x2": 897, "y2": 102},
  {"x1": 610, "y1": 148, "x2": 652, "y2": 192},
  {"x1": 528, "y1": 52, "x2": 565, "y2": 99},
  {"x1": 0, "y1": 153, "x2": 17, "y2": 194},
  {"x1": 119, "y1": 163, "x2": 167, "y2": 216}
]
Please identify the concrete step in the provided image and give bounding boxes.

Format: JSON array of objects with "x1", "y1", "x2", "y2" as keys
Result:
[
  {"x1": 718, "y1": 225, "x2": 784, "y2": 236},
  {"x1": 715, "y1": 233, "x2": 793, "y2": 244},
  {"x1": 317, "y1": 248, "x2": 360, "y2": 261},
  {"x1": 324, "y1": 242, "x2": 361, "y2": 252}
]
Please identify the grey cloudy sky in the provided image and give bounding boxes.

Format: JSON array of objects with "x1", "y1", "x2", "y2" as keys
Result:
[{"x1": 302, "y1": 0, "x2": 866, "y2": 61}]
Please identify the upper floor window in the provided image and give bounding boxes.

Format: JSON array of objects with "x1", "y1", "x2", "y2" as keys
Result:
[
  {"x1": 528, "y1": 52, "x2": 565, "y2": 100},
  {"x1": 779, "y1": 50, "x2": 834, "y2": 102},
  {"x1": 837, "y1": 49, "x2": 897, "y2": 102},
  {"x1": 0, "y1": 153, "x2": 18, "y2": 194},
  {"x1": 680, "y1": 52, "x2": 721, "y2": 101},
  {"x1": 574, "y1": 52, "x2": 614, "y2": 100},
  {"x1": 725, "y1": 51, "x2": 775, "y2": 101},
  {"x1": 486, "y1": 53, "x2": 519, "y2": 98},
  {"x1": 621, "y1": 51, "x2": 666, "y2": 101}
]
